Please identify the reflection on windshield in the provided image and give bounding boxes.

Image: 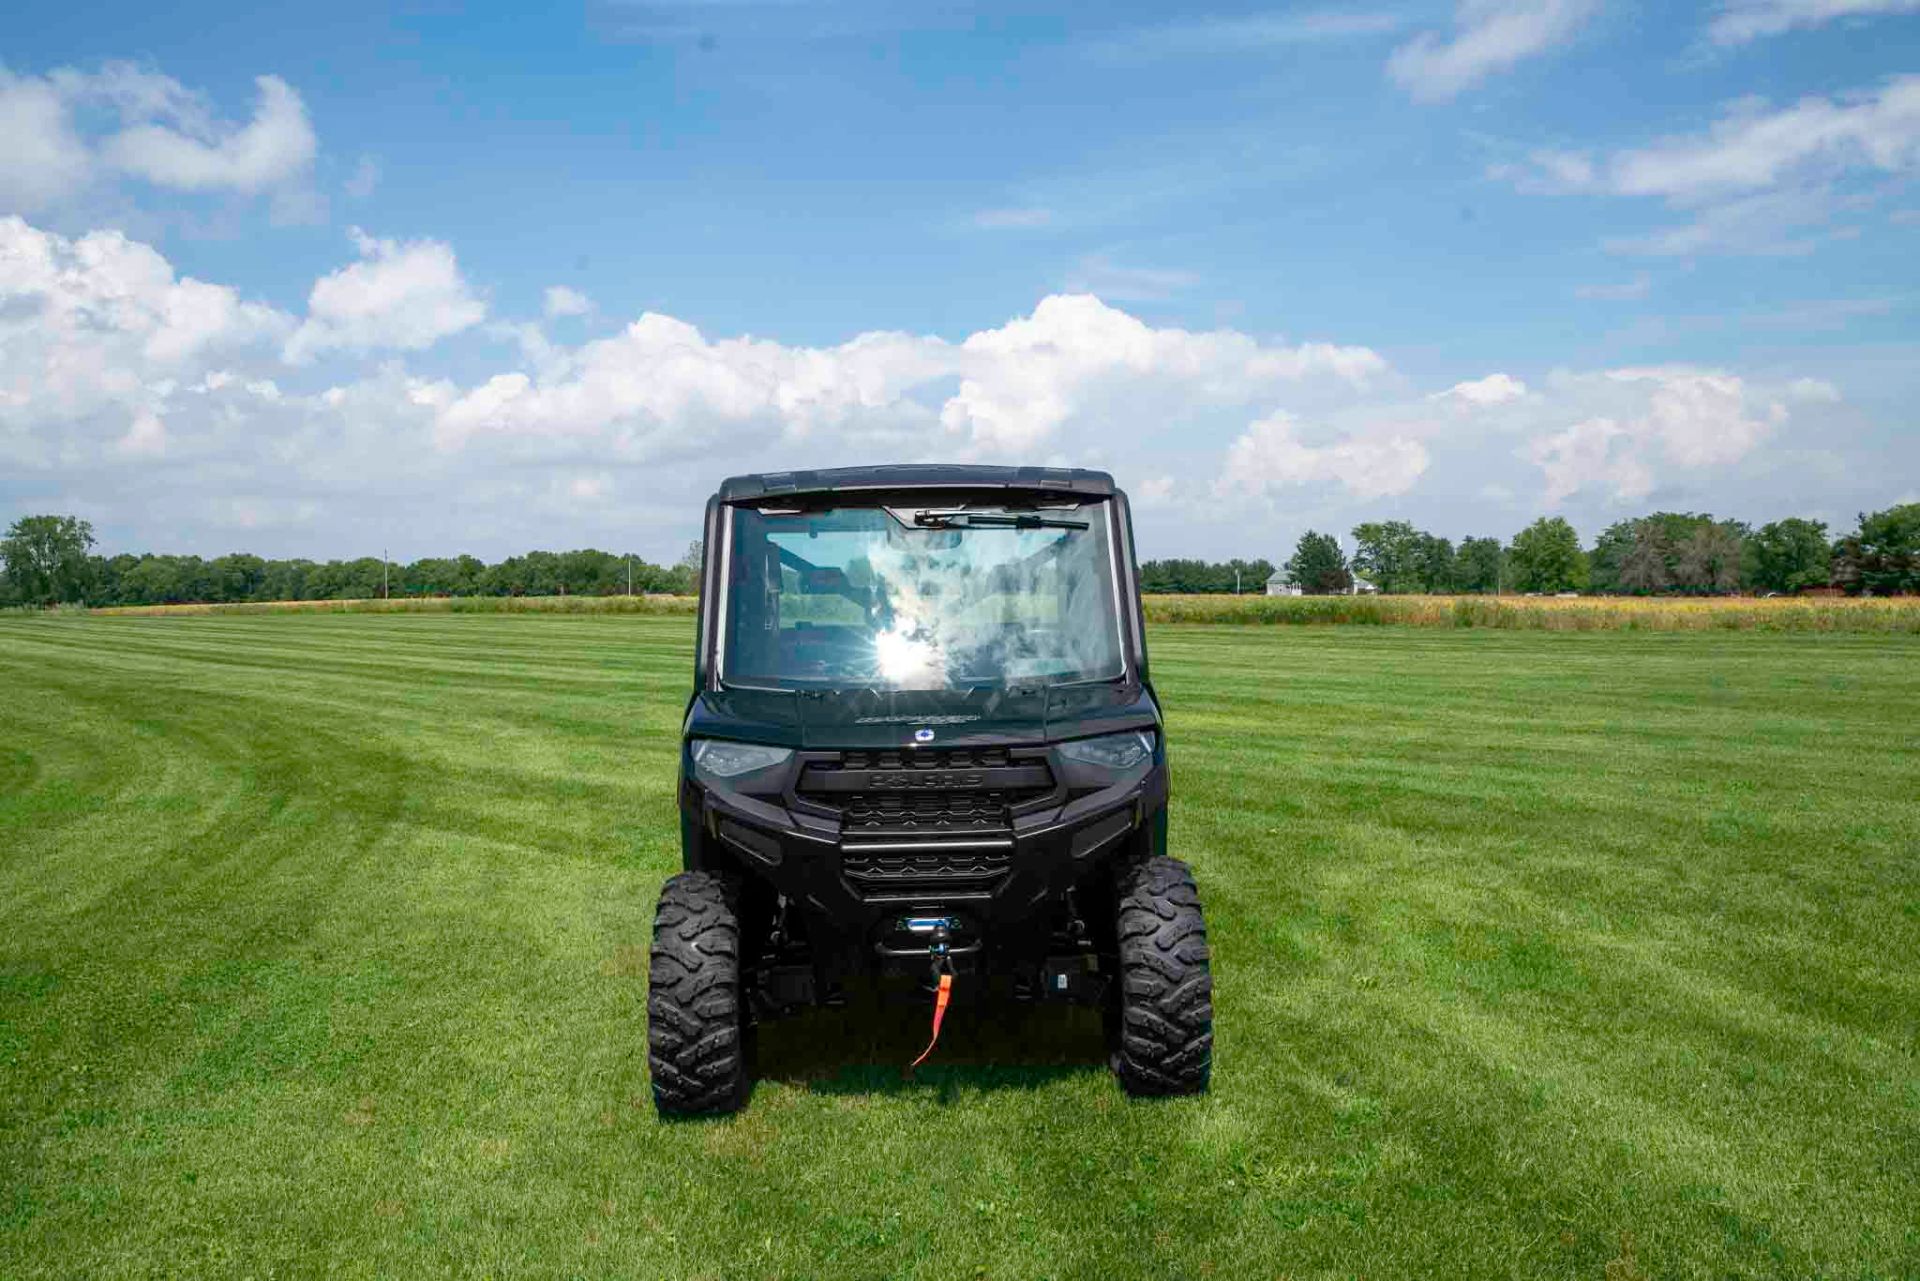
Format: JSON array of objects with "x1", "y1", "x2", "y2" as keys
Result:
[{"x1": 722, "y1": 503, "x2": 1124, "y2": 690}]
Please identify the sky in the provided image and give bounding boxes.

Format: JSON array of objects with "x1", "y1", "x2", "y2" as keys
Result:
[{"x1": 2, "y1": 0, "x2": 1917, "y2": 564}]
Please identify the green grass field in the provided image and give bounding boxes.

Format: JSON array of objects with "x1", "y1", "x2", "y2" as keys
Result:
[{"x1": 2, "y1": 615, "x2": 1916, "y2": 1279}]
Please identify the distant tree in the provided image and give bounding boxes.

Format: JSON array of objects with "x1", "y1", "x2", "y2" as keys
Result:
[
  {"x1": 671, "y1": 539, "x2": 705, "y2": 595},
  {"x1": 89, "y1": 552, "x2": 141, "y2": 606},
  {"x1": 1508, "y1": 517, "x2": 1588, "y2": 594},
  {"x1": 1674, "y1": 522, "x2": 1746, "y2": 594},
  {"x1": 1, "y1": 515, "x2": 96, "y2": 605},
  {"x1": 1616, "y1": 521, "x2": 1674, "y2": 594},
  {"x1": 260, "y1": 558, "x2": 316, "y2": 603},
  {"x1": 1455, "y1": 537, "x2": 1506, "y2": 594},
  {"x1": 1138, "y1": 557, "x2": 1276, "y2": 593},
  {"x1": 1414, "y1": 533, "x2": 1456, "y2": 594},
  {"x1": 1350, "y1": 521, "x2": 1426, "y2": 594},
  {"x1": 1749, "y1": 518, "x2": 1831, "y2": 594},
  {"x1": 1833, "y1": 502, "x2": 1920, "y2": 595},
  {"x1": 1587, "y1": 520, "x2": 1637, "y2": 594},
  {"x1": 1285, "y1": 531, "x2": 1352, "y2": 595},
  {"x1": 213, "y1": 553, "x2": 268, "y2": 602}
]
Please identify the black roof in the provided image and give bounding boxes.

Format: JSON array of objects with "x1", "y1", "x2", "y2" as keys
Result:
[{"x1": 714, "y1": 464, "x2": 1117, "y2": 502}]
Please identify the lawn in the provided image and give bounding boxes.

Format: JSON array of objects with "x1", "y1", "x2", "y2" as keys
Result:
[{"x1": 1, "y1": 615, "x2": 1916, "y2": 1279}]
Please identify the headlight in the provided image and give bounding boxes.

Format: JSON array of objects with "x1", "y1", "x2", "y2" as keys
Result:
[
  {"x1": 1056, "y1": 730, "x2": 1154, "y2": 770},
  {"x1": 691, "y1": 739, "x2": 793, "y2": 778}
]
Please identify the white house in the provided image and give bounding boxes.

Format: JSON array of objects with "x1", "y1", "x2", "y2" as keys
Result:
[{"x1": 1265, "y1": 570, "x2": 1301, "y2": 597}]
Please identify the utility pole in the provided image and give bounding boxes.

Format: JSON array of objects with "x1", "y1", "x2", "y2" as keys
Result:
[
  {"x1": 382, "y1": 548, "x2": 389, "y2": 599},
  {"x1": 1234, "y1": 567, "x2": 1241, "y2": 595},
  {"x1": 627, "y1": 555, "x2": 633, "y2": 597}
]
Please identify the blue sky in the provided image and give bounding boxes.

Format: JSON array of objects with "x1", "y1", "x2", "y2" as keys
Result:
[{"x1": 3, "y1": 0, "x2": 1917, "y2": 562}]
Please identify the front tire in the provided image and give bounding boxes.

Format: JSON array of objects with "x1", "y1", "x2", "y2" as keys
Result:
[
  {"x1": 648, "y1": 871, "x2": 748, "y2": 1115},
  {"x1": 1109, "y1": 856, "x2": 1213, "y2": 1096}
]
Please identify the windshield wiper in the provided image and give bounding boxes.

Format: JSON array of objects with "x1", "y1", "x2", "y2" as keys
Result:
[{"x1": 911, "y1": 508, "x2": 1088, "y2": 530}]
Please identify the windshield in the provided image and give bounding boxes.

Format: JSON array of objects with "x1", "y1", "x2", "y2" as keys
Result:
[{"x1": 720, "y1": 501, "x2": 1125, "y2": 690}]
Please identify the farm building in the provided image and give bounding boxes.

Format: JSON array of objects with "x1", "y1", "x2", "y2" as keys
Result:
[{"x1": 1265, "y1": 570, "x2": 1301, "y2": 597}]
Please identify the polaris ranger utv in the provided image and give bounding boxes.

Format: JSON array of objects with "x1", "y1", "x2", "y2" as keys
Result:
[{"x1": 648, "y1": 465, "x2": 1212, "y2": 1113}]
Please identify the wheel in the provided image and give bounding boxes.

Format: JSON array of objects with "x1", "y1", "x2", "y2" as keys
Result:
[
  {"x1": 1109, "y1": 855, "x2": 1213, "y2": 1096},
  {"x1": 647, "y1": 871, "x2": 749, "y2": 1114}
]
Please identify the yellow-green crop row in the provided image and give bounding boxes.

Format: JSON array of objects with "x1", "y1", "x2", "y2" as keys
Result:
[
  {"x1": 1143, "y1": 592, "x2": 1920, "y2": 631},
  {"x1": 78, "y1": 591, "x2": 1920, "y2": 632}
]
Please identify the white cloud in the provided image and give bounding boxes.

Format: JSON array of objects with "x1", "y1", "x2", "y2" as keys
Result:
[
  {"x1": 1786, "y1": 376, "x2": 1843, "y2": 401},
  {"x1": 344, "y1": 155, "x2": 380, "y2": 200},
  {"x1": 1220, "y1": 410, "x2": 1431, "y2": 500},
  {"x1": 937, "y1": 294, "x2": 1387, "y2": 452},
  {"x1": 0, "y1": 72, "x2": 92, "y2": 211},
  {"x1": 0, "y1": 215, "x2": 1880, "y2": 562},
  {"x1": 1387, "y1": 0, "x2": 1598, "y2": 103},
  {"x1": 1134, "y1": 475, "x2": 1177, "y2": 506},
  {"x1": 543, "y1": 285, "x2": 592, "y2": 318},
  {"x1": 1438, "y1": 372, "x2": 1529, "y2": 404},
  {"x1": 100, "y1": 74, "x2": 315, "y2": 195},
  {"x1": 1709, "y1": 0, "x2": 1920, "y2": 45},
  {"x1": 286, "y1": 229, "x2": 486, "y2": 362},
  {"x1": 1505, "y1": 76, "x2": 1920, "y2": 255},
  {"x1": 0, "y1": 217, "x2": 290, "y2": 475},
  {"x1": 1522, "y1": 368, "x2": 1783, "y2": 501},
  {"x1": 0, "y1": 64, "x2": 318, "y2": 215},
  {"x1": 1599, "y1": 80, "x2": 1920, "y2": 202},
  {"x1": 431, "y1": 293, "x2": 1386, "y2": 461}
]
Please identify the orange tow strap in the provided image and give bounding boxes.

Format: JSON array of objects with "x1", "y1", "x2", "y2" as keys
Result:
[{"x1": 907, "y1": 973, "x2": 953, "y2": 1072}]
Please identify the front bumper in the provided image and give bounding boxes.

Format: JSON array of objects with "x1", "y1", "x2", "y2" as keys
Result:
[{"x1": 683, "y1": 757, "x2": 1167, "y2": 930}]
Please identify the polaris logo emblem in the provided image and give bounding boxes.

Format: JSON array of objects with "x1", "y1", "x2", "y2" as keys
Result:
[{"x1": 913, "y1": 728, "x2": 936, "y2": 744}]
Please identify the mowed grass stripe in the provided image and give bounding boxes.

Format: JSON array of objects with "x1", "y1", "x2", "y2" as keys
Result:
[{"x1": 1, "y1": 615, "x2": 1916, "y2": 1278}]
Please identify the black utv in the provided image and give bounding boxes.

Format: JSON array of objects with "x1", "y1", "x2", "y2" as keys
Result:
[{"x1": 648, "y1": 465, "x2": 1212, "y2": 1113}]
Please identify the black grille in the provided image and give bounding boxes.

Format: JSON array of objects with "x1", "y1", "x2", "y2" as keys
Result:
[
  {"x1": 841, "y1": 846, "x2": 1014, "y2": 885},
  {"x1": 841, "y1": 790, "x2": 1012, "y2": 835},
  {"x1": 836, "y1": 747, "x2": 1014, "y2": 770},
  {"x1": 797, "y1": 746, "x2": 1056, "y2": 840}
]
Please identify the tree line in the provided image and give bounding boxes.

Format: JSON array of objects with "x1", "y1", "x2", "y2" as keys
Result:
[
  {"x1": 4, "y1": 502, "x2": 1915, "y2": 607},
  {"x1": 0, "y1": 518, "x2": 703, "y2": 607},
  {"x1": 1279, "y1": 504, "x2": 1919, "y2": 596}
]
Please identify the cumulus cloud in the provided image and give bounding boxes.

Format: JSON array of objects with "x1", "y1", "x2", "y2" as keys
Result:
[
  {"x1": 99, "y1": 74, "x2": 315, "y2": 194},
  {"x1": 1437, "y1": 372, "x2": 1529, "y2": 404},
  {"x1": 1505, "y1": 76, "x2": 1920, "y2": 255},
  {"x1": 1709, "y1": 0, "x2": 1920, "y2": 44},
  {"x1": 1219, "y1": 411, "x2": 1431, "y2": 500},
  {"x1": 937, "y1": 294, "x2": 1386, "y2": 452},
  {"x1": 1521, "y1": 368, "x2": 1784, "y2": 501},
  {"x1": 0, "y1": 72, "x2": 92, "y2": 211},
  {"x1": 543, "y1": 285, "x2": 592, "y2": 318},
  {"x1": 0, "y1": 64, "x2": 317, "y2": 213},
  {"x1": 285, "y1": 229, "x2": 486, "y2": 362},
  {"x1": 0, "y1": 216, "x2": 290, "y2": 466},
  {"x1": 432, "y1": 292, "x2": 1387, "y2": 459},
  {"x1": 0, "y1": 214, "x2": 1869, "y2": 559},
  {"x1": 1387, "y1": 0, "x2": 1597, "y2": 103}
]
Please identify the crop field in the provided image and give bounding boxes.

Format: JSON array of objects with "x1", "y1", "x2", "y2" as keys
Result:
[
  {"x1": 2, "y1": 615, "x2": 1917, "y2": 1278},
  {"x1": 84, "y1": 590, "x2": 1920, "y2": 633}
]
